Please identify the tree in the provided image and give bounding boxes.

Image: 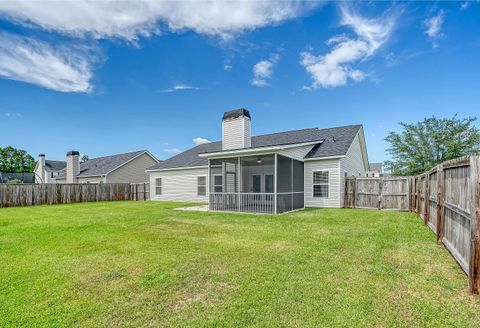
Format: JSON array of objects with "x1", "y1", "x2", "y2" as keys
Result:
[
  {"x1": 384, "y1": 116, "x2": 480, "y2": 176},
  {"x1": 81, "y1": 154, "x2": 89, "y2": 163},
  {"x1": 0, "y1": 146, "x2": 36, "y2": 173}
]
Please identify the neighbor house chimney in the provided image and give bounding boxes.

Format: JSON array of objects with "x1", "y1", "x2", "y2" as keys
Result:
[
  {"x1": 222, "y1": 108, "x2": 251, "y2": 150},
  {"x1": 66, "y1": 151, "x2": 80, "y2": 183},
  {"x1": 38, "y1": 154, "x2": 45, "y2": 183}
]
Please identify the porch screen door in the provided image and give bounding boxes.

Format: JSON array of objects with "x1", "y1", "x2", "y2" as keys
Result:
[{"x1": 252, "y1": 175, "x2": 261, "y2": 193}]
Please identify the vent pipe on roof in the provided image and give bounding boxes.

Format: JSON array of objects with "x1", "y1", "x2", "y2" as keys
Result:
[{"x1": 222, "y1": 108, "x2": 251, "y2": 150}]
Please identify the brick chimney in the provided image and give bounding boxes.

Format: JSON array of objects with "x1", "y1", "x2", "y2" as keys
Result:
[
  {"x1": 38, "y1": 154, "x2": 45, "y2": 183},
  {"x1": 222, "y1": 108, "x2": 251, "y2": 150},
  {"x1": 66, "y1": 151, "x2": 80, "y2": 183}
]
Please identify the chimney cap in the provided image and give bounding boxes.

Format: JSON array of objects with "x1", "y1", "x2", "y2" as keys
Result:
[
  {"x1": 66, "y1": 151, "x2": 80, "y2": 156},
  {"x1": 39, "y1": 154, "x2": 45, "y2": 157},
  {"x1": 222, "y1": 108, "x2": 251, "y2": 121}
]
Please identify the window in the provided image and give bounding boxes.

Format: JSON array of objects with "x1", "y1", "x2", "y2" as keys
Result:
[
  {"x1": 313, "y1": 171, "x2": 329, "y2": 198},
  {"x1": 214, "y1": 175, "x2": 223, "y2": 192},
  {"x1": 155, "y1": 178, "x2": 162, "y2": 195},
  {"x1": 197, "y1": 176, "x2": 206, "y2": 196},
  {"x1": 265, "y1": 175, "x2": 274, "y2": 193}
]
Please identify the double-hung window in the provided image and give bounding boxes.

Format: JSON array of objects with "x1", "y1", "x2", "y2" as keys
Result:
[
  {"x1": 313, "y1": 171, "x2": 329, "y2": 198},
  {"x1": 155, "y1": 178, "x2": 162, "y2": 195},
  {"x1": 214, "y1": 175, "x2": 223, "y2": 192},
  {"x1": 197, "y1": 176, "x2": 206, "y2": 196}
]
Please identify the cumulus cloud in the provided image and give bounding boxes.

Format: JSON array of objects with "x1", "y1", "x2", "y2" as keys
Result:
[
  {"x1": 0, "y1": 31, "x2": 97, "y2": 93},
  {"x1": 424, "y1": 10, "x2": 445, "y2": 47},
  {"x1": 161, "y1": 83, "x2": 201, "y2": 93},
  {"x1": 193, "y1": 137, "x2": 211, "y2": 145},
  {"x1": 300, "y1": 5, "x2": 397, "y2": 89},
  {"x1": 0, "y1": 1, "x2": 319, "y2": 41},
  {"x1": 251, "y1": 54, "x2": 279, "y2": 87}
]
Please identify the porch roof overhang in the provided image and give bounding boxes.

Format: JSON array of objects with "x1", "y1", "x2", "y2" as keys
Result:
[{"x1": 198, "y1": 140, "x2": 323, "y2": 160}]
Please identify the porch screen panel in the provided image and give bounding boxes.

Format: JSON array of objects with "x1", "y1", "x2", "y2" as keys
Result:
[
  {"x1": 293, "y1": 159, "x2": 304, "y2": 209},
  {"x1": 276, "y1": 155, "x2": 292, "y2": 213},
  {"x1": 209, "y1": 158, "x2": 239, "y2": 212},
  {"x1": 276, "y1": 155, "x2": 304, "y2": 213}
]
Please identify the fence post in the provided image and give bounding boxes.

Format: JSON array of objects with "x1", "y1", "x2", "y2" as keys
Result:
[
  {"x1": 436, "y1": 165, "x2": 444, "y2": 244},
  {"x1": 469, "y1": 155, "x2": 480, "y2": 294},
  {"x1": 424, "y1": 173, "x2": 429, "y2": 225},
  {"x1": 414, "y1": 177, "x2": 419, "y2": 214},
  {"x1": 143, "y1": 183, "x2": 147, "y2": 201},
  {"x1": 344, "y1": 177, "x2": 348, "y2": 208},
  {"x1": 352, "y1": 177, "x2": 356, "y2": 209},
  {"x1": 378, "y1": 178, "x2": 383, "y2": 210}
]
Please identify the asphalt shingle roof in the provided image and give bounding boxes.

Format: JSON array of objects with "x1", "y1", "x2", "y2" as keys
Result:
[
  {"x1": 44, "y1": 160, "x2": 66, "y2": 172},
  {"x1": 148, "y1": 125, "x2": 362, "y2": 170},
  {"x1": 58, "y1": 150, "x2": 149, "y2": 178}
]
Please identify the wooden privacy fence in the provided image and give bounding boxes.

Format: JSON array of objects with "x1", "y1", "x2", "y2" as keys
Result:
[
  {"x1": 344, "y1": 176, "x2": 410, "y2": 211},
  {"x1": 344, "y1": 154, "x2": 480, "y2": 294},
  {"x1": 0, "y1": 183, "x2": 134, "y2": 207}
]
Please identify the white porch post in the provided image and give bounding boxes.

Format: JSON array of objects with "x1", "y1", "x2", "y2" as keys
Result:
[
  {"x1": 238, "y1": 156, "x2": 241, "y2": 212},
  {"x1": 274, "y1": 153, "x2": 278, "y2": 214},
  {"x1": 207, "y1": 159, "x2": 211, "y2": 211}
]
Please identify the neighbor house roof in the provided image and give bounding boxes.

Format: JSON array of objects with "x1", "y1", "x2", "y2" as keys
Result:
[
  {"x1": 57, "y1": 150, "x2": 155, "y2": 178},
  {"x1": 369, "y1": 162, "x2": 382, "y2": 172},
  {"x1": 44, "y1": 160, "x2": 66, "y2": 172},
  {"x1": 147, "y1": 125, "x2": 362, "y2": 171}
]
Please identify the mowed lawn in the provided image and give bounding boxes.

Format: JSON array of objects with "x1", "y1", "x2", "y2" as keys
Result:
[{"x1": 1, "y1": 202, "x2": 479, "y2": 327}]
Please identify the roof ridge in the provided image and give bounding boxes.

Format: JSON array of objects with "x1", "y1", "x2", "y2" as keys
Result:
[{"x1": 86, "y1": 149, "x2": 145, "y2": 161}]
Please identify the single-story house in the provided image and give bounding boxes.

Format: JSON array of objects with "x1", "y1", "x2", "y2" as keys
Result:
[
  {"x1": 51, "y1": 150, "x2": 159, "y2": 184},
  {"x1": 34, "y1": 154, "x2": 66, "y2": 183},
  {"x1": 147, "y1": 108, "x2": 369, "y2": 214}
]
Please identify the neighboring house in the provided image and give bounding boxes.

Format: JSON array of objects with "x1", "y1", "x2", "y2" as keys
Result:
[
  {"x1": 147, "y1": 108, "x2": 369, "y2": 214},
  {"x1": 54, "y1": 150, "x2": 159, "y2": 184},
  {"x1": 366, "y1": 162, "x2": 383, "y2": 177},
  {"x1": 34, "y1": 154, "x2": 66, "y2": 183}
]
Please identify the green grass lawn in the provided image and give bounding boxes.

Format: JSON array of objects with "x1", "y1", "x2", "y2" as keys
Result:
[{"x1": 1, "y1": 202, "x2": 479, "y2": 327}]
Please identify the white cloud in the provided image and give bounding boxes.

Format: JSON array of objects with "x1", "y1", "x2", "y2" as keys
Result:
[
  {"x1": 300, "y1": 5, "x2": 397, "y2": 89},
  {"x1": 251, "y1": 53, "x2": 279, "y2": 87},
  {"x1": 160, "y1": 83, "x2": 201, "y2": 93},
  {"x1": 193, "y1": 137, "x2": 211, "y2": 145},
  {"x1": 0, "y1": 31, "x2": 97, "y2": 93},
  {"x1": 460, "y1": 1, "x2": 479, "y2": 10},
  {"x1": 4, "y1": 112, "x2": 23, "y2": 118},
  {"x1": 424, "y1": 10, "x2": 445, "y2": 47},
  {"x1": 164, "y1": 148, "x2": 181, "y2": 153},
  {"x1": 0, "y1": 1, "x2": 319, "y2": 42}
]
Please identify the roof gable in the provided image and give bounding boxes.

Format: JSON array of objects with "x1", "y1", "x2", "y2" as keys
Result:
[{"x1": 58, "y1": 150, "x2": 156, "y2": 178}]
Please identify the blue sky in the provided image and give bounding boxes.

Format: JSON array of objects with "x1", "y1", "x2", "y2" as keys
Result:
[{"x1": 0, "y1": 1, "x2": 479, "y2": 163}]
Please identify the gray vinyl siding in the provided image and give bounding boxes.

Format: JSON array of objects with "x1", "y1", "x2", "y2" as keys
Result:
[
  {"x1": 339, "y1": 131, "x2": 368, "y2": 206},
  {"x1": 277, "y1": 144, "x2": 315, "y2": 161},
  {"x1": 77, "y1": 176, "x2": 105, "y2": 184},
  {"x1": 149, "y1": 167, "x2": 208, "y2": 202},
  {"x1": 304, "y1": 159, "x2": 341, "y2": 208},
  {"x1": 106, "y1": 153, "x2": 157, "y2": 183}
]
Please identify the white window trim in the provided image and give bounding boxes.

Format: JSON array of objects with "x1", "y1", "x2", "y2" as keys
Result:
[
  {"x1": 197, "y1": 176, "x2": 207, "y2": 196},
  {"x1": 313, "y1": 170, "x2": 329, "y2": 198},
  {"x1": 213, "y1": 174, "x2": 223, "y2": 193},
  {"x1": 155, "y1": 178, "x2": 162, "y2": 195}
]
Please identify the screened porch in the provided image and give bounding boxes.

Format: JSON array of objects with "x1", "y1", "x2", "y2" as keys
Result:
[{"x1": 208, "y1": 154, "x2": 304, "y2": 214}]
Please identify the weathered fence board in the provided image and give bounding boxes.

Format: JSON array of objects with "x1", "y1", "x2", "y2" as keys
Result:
[{"x1": 0, "y1": 183, "x2": 133, "y2": 208}]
